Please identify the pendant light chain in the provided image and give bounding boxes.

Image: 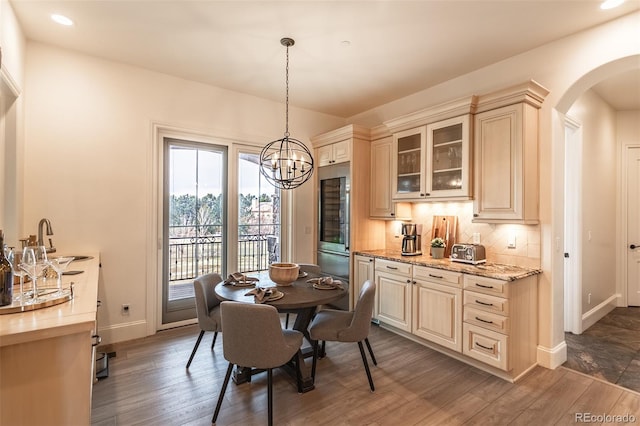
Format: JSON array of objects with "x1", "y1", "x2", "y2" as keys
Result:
[{"x1": 284, "y1": 42, "x2": 290, "y2": 138}]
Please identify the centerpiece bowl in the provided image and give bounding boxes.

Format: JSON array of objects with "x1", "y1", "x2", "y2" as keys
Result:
[{"x1": 269, "y1": 263, "x2": 299, "y2": 287}]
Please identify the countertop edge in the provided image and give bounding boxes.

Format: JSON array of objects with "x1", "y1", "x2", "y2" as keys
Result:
[{"x1": 354, "y1": 250, "x2": 542, "y2": 281}]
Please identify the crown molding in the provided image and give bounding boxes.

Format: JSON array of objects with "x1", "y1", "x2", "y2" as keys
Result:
[
  {"x1": 475, "y1": 80, "x2": 550, "y2": 113},
  {"x1": 383, "y1": 95, "x2": 478, "y2": 134},
  {"x1": 310, "y1": 123, "x2": 371, "y2": 147}
]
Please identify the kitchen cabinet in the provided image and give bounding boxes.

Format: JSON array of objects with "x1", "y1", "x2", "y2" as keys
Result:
[
  {"x1": 412, "y1": 266, "x2": 463, "y2": 352},
  {"x1": 391, "y1": 115, "x2": 472, "y2": 201},
  {"x1": 370, "y1": 136, "x2": 411, "y2": 219},
  {"x1": 353, "y1": 254, "x2": 376, "y2": 319},
  {"x1": 473, "y1": 80, "x2": 549, "y2": 224},
  {"x1": 317, "y1": 139, "x2": 350, "y2": 166},
  {"x1": 375, "y1": 258, "x2": 412, "y2": 332},
  {"x1": 462, "y1": 274, "x2": 538, "y2": 379},
  {"x1": 426, "y1": 115, "x2": 472, "y2": 199}
]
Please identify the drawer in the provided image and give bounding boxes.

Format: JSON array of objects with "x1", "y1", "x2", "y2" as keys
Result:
[
  {"x1": 463, "y1": 323, "x2": 509, "y2": 371},
  {"x1": 375, "y1": 259, "x2": 412, "y2": 276},
  {"x1": 464, "y1": 306, "x2": 510, "y2": 334},
  {"x1": 464, "y1": 290, "x2": 510, "y2": 316},
  {"x1": 464, "y1": 275, "x2": 509, "y2": 298},
  {"x1": 414, "y1": 265, "x2": 462, "y2": 288}
]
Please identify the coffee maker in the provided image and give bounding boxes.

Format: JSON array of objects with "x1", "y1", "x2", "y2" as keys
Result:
[{"x1": 401, "y1": 223, "x2": 422, "y2": 256}]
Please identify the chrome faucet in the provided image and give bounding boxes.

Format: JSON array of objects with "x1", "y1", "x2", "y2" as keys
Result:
[{"x1": 37, "y1": 218, "x2": 56, "y2": 253}]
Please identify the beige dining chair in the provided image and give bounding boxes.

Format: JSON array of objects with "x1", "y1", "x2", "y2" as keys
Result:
[
  {"x1": 309, "y1": 280, "x2": 377, "y2": 392},
  {"x1": 212, "y1": 301, "x2": 304, "y2": 426},
  {"x1": 284, "y1": 263, "x2": 321, "y2": 328},
  {"x1": 185, "y1": 273, "x2": 223, "y2": 369}
]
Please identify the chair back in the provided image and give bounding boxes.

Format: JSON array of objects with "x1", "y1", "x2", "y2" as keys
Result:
[
  {"x1": 220, "y1": 301, "x2": 300, "y2": 369},
  {"x1": 298, "y1": 263, "x2": 321, "y2": 274},
  {"x1": 193, "y1": 273, "x2": 223, "y2": 330},
  {"x1": 340, "y1": 280, "x2": 376, "y2": 342}
]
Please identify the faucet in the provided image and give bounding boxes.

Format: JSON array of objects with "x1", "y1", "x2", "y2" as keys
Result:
[{"x1": 37, "y1": 218, "x2": 56, "y2": 253}]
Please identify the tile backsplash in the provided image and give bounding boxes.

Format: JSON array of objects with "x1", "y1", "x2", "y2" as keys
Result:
[{"x1": 385, "y1": 201, "x2": 541, "y2": 268}]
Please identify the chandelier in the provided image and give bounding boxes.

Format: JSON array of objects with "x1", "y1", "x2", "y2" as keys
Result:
[{"x1": 259, "y1": 37, "x2": 314, "y2": 190}]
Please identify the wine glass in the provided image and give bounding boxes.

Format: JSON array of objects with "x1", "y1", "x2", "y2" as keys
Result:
[
  {"x1": 48, "y1": 256, "x2": 74, "y2": 294},
  {"x1": 20, "y1": 246, "x2": 48, "y2": 302},
  {"x1": 6, "y1": 248, "x2": 27, "y2": 304}
]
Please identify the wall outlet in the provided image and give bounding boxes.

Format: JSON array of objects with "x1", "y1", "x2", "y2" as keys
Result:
[
  {"x1": 473, "y1": 233, "x2": 481, "y2": 244},
  {"x1": 508, "y1": 233, "x2": 516, "y2": 249},
  {"x1": 588, "y1": 293, "x2": 591, "y2": 304},
  {"x1": 122, "y1": 304, "x2": 130, "y2": 315}
]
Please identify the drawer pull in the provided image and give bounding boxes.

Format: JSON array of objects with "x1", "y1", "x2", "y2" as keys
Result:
[
  {"x1": 475, "y1": 342, "x2": 495, "y2": 351},
  {"x1": 475, "y1": 316, "x2": 494, "y2": 324},
  {"x1": 428, "y1": 274, "x2": 444, "y2": 279},
  {"x1": 386, "y1": 266, "x2": 398, "y2": 270},
  {"x1": 92, "y1": 334, "x2": 102, "y2": 347},
  {"x1": 475, "y1": 283, "x2": 494, "y2": 289},
  {"x1": 475, "y1": 300, "x2": 494, "y2": 307}
]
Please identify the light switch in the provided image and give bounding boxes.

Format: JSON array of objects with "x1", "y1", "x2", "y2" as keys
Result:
[
  {"x1": 473, "y1": 233, "x2": 481, "y2": 244},
  {"x1": 508, "y1": 233, "x2": 516, "y2": 249}
]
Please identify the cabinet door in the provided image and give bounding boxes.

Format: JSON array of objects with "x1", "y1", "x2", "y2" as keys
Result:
[
  {"x1": 412, "y1": 280, "x2": 462, "y2": 352},
  {"x1": 332, "y1": 140, "x2": 350, "y2": 164},
  {"x1": 317, "y1": 145, "x2": 333, "y2": 167},
  {"x1": 376, "y1": 270, "x2": 412, "y2": 331},
  {"x1": 354, "y1": 255, "x2": 376, "y2": 317},
  {"x1": 473, "y1": 103, "x2": 539, "y2": 223},
  {"x1": 370, "y1": 138, "x2": 395, "y2": 218},
  {"x1": 392, "y1": 127, "x2": 426, "y2": 200},
  {"x1": 426, "y1": 115, "x2": 471, "y2": 199}
]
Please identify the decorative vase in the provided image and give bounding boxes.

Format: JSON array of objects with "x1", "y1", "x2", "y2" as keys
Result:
[{"x1": 431, "y1": 247, "x2": 445, "y2": 259}]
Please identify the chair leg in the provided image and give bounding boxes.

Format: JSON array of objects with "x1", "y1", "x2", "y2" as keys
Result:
[
  {"x1": 212, "y1": 362, "x2": 234, "y2": 424},
  {"x1": 267, "y1": 368, "x2": 273, "y2": 426},
  {"x1": 357, "y1": 341, "x2": 375, "y2": 392},
  {"x1": 211, "y1": 331, "x2": 218, "y2": 350},
  {"x1": 186, "y1": 330, "x2": 205, "y2": 368},
  {"x1": 285, "y1": 313, "x2": 290, "y2": 328},
  {"x1": 364, "y1": 337, "x2": 377, "y2": 366},
  {"x1": 311, "y1": 340, "x2": 319, "y2": 381}
]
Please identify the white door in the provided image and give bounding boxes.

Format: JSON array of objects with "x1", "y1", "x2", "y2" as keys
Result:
[{"x1": 627, "y1": 146, "x2": 640, "y2": 306}]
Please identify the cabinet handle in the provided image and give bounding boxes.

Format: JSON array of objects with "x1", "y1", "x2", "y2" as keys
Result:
[
  {"x1": 429, "y1": 274, "x2": 444, "y2": 279},
  {"x1": 386, "y1": 266, "x2": 398, "y2": 270},
  {"x1": 475, "y1": 342, "x2": 495, "y2": 352},
  {"x1": 369, "y1": 259, "x2": 373, "y2": 262},
  {"x1": 475, "y1": 300, "x2": 494, "y2": 307},
  {"x1": 390, "y1": 213, "x2": 395, "y2": 216},
  {"x1": 475, "y1": 316, "x2": 494, "y2": 324},
  {"x1": 92, "y1": 334, "x2": 102, "y2": 347},
  {"x1": 473, "y1": 214, "x2": 479, "y2": 217},
  {"x1": 631, "y1": 244, "x2": 638, "y2": 249},
  {"x1": 475, "y1": 283, "x2": 494, "y2": 289},
  {"x1": 425, "y1": 193, "x2": 430, "y2": 196},
  {"x1": 412, "y1": 280, "x2": 416, "y2": 284},
  {"x1": 406, "y1": 279, "x2": 411, "y2": 283}
]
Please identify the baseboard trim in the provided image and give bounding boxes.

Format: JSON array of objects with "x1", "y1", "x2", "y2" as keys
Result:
[
  {"x1": 582, "y1": 294, "x2": 618, "y2": 331},
  {"x1": 99, "y1": 320, "x2": 148, "y2": 345},
  {"x1": 537, "y1": 341, "x2": 567, "y2": 369}
]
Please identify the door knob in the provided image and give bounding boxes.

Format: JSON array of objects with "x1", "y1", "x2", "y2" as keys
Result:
[{"x1": 631, "y1": 244, "x2": 639, "y2": 249}]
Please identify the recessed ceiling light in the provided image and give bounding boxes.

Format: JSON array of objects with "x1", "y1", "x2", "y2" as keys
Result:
[
  {"x1": 600, "y1": 0, "x2": 625, "y2": 10},
  {"x1": 341, "y1": 40, "x2": 351, "y2": 47},
  {"x1": 51, "y1": 14, "x2": 73, "y2": 26}
]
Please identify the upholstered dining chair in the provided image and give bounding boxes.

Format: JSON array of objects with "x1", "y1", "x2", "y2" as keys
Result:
[
  {"x1": 185, "y1": 273, "x2": 223, "y2": 369},
  {"x1": 309, "y1": 280, "x2": 377, "y2": 392},
  {"x1": 212, "y1": 301, "x2": 304, "y2": 426},
  {"x1": 284, "y1": 263, "x2": 321, "y2": 328}
]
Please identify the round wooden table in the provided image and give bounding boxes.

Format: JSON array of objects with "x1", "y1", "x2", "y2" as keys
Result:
[{"x1": 214, "y1": 271, "x2": 346, "y2": 392}]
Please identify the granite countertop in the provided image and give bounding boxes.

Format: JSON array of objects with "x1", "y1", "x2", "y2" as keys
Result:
[{"x1": 354, "y1": 249, "x2": 541, "y2": 281}]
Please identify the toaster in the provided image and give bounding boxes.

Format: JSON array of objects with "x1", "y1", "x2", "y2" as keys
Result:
[{"x1": 450, "y1": 244, "x2": 487, "y2": 264}]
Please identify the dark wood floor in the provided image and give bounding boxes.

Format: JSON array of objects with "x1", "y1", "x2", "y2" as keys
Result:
[{"x1": 92, "y1": 323, "x2": 640, "y2": 425}]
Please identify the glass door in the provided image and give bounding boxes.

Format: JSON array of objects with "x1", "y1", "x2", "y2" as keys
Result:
[
  {"x1": 426, "y1": 115, "x2": 471, "y2": 198},
  {"x1": 162, "y1": 138, "x2": 227, "y2": 324},
  {"x1": 392, "y1": 127, "x2": 426, "y2": 199}
]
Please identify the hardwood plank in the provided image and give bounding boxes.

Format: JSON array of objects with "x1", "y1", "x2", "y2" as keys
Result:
[{"x1": 91, "y1": 324, "x2": 640, "y2": 426}]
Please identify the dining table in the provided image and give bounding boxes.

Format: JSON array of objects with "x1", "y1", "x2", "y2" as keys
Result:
[{"x1": 214, "y1": 270, "x2": 346, "y2": 392}]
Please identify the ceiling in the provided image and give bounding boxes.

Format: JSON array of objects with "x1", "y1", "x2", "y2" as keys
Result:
[{"x1": 9, "y1": 0, "x2": 640, "y2": 117}]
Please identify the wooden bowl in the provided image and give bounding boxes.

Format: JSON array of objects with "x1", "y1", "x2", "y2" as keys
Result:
[{"x1": 269, "y1": 263, "x2": 299, "y2": 287}]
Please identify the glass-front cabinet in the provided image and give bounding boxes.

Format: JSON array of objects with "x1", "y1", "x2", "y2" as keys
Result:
[
  {"x1": 426, "y1": 115, "x2": 471, "y2": 199},
  {"x1": 392, "y1": 127, "x2": 427, "y2": 199},
  {"x1": 392, "y1": 115, "x2": 471, "y2": 201}
]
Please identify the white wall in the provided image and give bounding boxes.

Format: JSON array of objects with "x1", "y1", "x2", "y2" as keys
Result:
[
  {"x1": 349, "y1": 11, "x2": 640, "y2": 367},
  {"x1": 23, "y1": 42, "x2": 345, "y2": 342},
  {"x1": 567, "y1": 90, "x2": 617, "y2": 314}
]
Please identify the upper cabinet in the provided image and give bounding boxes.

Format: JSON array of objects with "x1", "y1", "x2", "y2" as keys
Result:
[
  {"x1": 384, "y1": 96, "x2": 477, "y2": 202},
  {"x1": 370, "y1": 134, "x2": 412, "y2": 219},
  {"x1": 317, "y1": 139, "x2": 350, "y2": 166},
  {"x1": 473, "y1": 81, "x2": 549, "y2": 224}
]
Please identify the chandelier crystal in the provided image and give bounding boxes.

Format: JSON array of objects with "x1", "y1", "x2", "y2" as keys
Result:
[{"x1": 259, "y1": 38, "x2": 314, "y2": 190}]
